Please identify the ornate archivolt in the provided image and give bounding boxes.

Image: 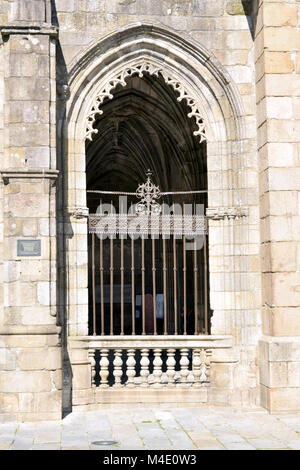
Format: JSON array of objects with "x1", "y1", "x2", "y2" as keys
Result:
[{"x1": 85, "y1": 60, "x2": 207, "y2": 143}]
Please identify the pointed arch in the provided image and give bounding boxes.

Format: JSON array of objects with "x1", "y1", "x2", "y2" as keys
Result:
[{"x1": 62, "y1": 23, "x2": 251, "y2": 338}]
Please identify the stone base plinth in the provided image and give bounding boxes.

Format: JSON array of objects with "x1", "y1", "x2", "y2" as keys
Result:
[
  {"x1": 259, "y1": 336, "x2": 300, "y2": 412},
  {"x1": 0, "y1": 327, "x2": 63, "y2": 422}
]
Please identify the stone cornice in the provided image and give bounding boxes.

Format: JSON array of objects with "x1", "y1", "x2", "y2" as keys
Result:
[
  {"x1": 1, "y1": 169, "x2": 59, "y2": 183},
  {"x1": 0, "y1": 24, "x2": 58, "y2": 39},
  {"x1": 0, "y1": 325, "x2": 61, "y2": 335}
]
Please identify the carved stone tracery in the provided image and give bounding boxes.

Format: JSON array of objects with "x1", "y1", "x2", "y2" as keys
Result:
[{"x1": 85, "y1": 60, "x2": 207, "y2": 143}]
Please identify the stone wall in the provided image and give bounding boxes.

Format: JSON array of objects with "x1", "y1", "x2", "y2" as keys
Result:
[
  {"x1": 0, "y1": 0, "x2": 298, "y2": 420},
  {"x1": 0, "y1": 1, "x2": 63, "y2": 421},
  {"x1": 57, "y1": 0, "x2": 261, "y2": 409},
  {"x1": 254, "y1": 0, "x2": 300, "y2": 411}
]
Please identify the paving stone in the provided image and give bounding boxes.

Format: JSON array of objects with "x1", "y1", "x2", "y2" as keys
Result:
[
  {"x1": 248, "y1": 438, "x2": 289, "y2": 450},
  {"x1": 0, "y1": 434, "x2": 16, "y2": 444},
  {"x1": 0, "y1": 443, "x2": 12, "y2": 450},
  {"x1": 287, "y1": 440, "x2": 300, "y2": 450},
  {"x1": 62, "y1": 446, "x2": 90, "y2": 450},
  {"x1": 166, "y1": 429, "x2": 194, "y2": 449},
  {"x1": 32, "y1": 443, "x2": 61, "y2": 450},
  {"x1": 1, "y1": 406, "x2": 300, "y2": 450},
  {"x1": 214, "y1": 432, "x2": 246, "y2": 444},
  {"x1": 11, "y1": 438, "x2": 34, "y2": 450},
  {"x1": 224, "y1": 442, "x2": 256, "y2": 450},
  {"x1": 193, "y1": 439, "x2": 225, "y2": 450},
  {"x1": 34, "y1": 430, "x2": 62, "y2": 443}
]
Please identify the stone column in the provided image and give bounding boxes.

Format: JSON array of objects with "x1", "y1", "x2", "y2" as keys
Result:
[
  {"x1": 255, "y1": 0, "x2": 300, "y2": 411},
  {"x1": 0, "y1": 1, "x2": 62, "y2": 421}
]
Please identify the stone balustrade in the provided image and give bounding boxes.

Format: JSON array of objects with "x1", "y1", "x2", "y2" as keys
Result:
[
  {"x1": 89, "y1": 346, "x2": 212, "y2": 389},
  {"x1": 69, "y1": 335, "x2": 233, "y2": 402}
]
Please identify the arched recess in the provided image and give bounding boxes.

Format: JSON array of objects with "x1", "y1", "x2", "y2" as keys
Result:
[{"x1": 61, "y1": 23, "x2": 249, "y2": 338}]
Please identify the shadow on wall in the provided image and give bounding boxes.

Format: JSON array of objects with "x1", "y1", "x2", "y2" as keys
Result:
[
  {"x1": 241, "y1": 0, "x2": 258, "y2": 39},
  {"x1": 51, "y1": 0, "x2": 73, "y2": 419},
  {"x1": 226, "y1": 0, "x2": 257, "y2": 40}
]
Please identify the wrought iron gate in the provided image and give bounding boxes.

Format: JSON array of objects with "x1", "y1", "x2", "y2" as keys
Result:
[{"x1": 88, "y1": 171, "x2": 210, "y2": 337}]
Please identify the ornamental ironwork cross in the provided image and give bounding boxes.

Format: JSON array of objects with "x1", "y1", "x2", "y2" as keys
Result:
[{"x1": 135, "y1": 169, "x2": 161, "y2": 215}]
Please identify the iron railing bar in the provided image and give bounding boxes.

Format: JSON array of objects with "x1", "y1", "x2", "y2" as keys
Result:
[
  {"x1": 204, "y1": 233, "x2": 208, "y2": 335},
  {"x1": 110, "y1": 236, "x2": 114, "y2": 335},
  {"x1": 120, "y1": 237, "x2": 124, "y2": 336},
  {"x1": 131, "y1": 237, "x2": 135, "y2": 335},
  {"x1": 87, "y1": 190, "x2": 208, "y2": 195},
  {"x1": 163, "y1": 237, "x2": 167, "y2": 336},
  {"x1": 183, "y1": 235, "x2": 187, "y2": 336},
  {"x1": 100, "y1": 236, "x2": 104, "y2": 336},
  {"x1": 194, "y1": 239, "x2": 198, "y2": 335},
  {"x1": 173, "y1": 235, "x2": 178, "y2": 336},
  {"x1": 92, "y1": 233, "x2": 96, "y2": 336},
  {"x1": 152, "y1": 237, "x2": 157, "y2": 336},
  {"x1": 142, "y1": 236, "x2": 145, "y2": 335}
]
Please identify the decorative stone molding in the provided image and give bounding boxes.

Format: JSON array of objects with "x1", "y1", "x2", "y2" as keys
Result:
[
  {"x1": 57, "y1": 81, "x2": 70, "y2": 101},
  {"x1": 71, "y1": 207, "x2": 89, "y2": 220},
  {"x1": 86, "y1": 60, "x2": 207, "y2": 143},
  {"x1": 1, "y1": 169, "x2": 59, "y2": 184},
  {"x1": 0, "y1": 25, "x2": 58, "y2": 39},
  {"x1": 206, "y1": 206, "x2": 248, "y2": 220}
]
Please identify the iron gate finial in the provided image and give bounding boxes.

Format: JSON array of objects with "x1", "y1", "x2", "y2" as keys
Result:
[{"x1": 135, "y1": 169, "x2": 161, "y2": 215}]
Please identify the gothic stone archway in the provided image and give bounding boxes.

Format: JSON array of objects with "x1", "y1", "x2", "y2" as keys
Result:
[{"x1": 60, "y1": 24, "x2": 260, "y2": 408}]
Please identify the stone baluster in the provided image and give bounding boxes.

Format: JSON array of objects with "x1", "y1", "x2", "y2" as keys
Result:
[
  {"x1": 166, "y1": 348, "x2": 176, "y2": 387},
  {"x1": 200, "y1": 349, "x2": 207, "y2": 385},
  {"x1": 153, "y1": 348, "x2": 163, "y2": 387},
  {"x1": 192, "y1": 349, "x2": 201, "y2": 387},
  {"x1": 179, "y1": 348, "x2": 189, "y2": 386},
  {"x1": 205, "y1": 349, "x2": 212, "y2": 385},
  {"x1": 126, "y1": 349, "x2": 136, "y2": 387},
  {"x1": 99, "y1": 348, "x2": 109, "y2": 388},
  {"x1": 140, "y1": 348, "x2": 150, "y2": 387},
  {"x1": 113, "y1": 349, "x2": 123, "y2": 387},
  {"x1": 88, "y1": 349, "x2": 96, "y2": 387}
]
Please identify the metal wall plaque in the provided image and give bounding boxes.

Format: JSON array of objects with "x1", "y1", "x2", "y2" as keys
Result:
[{"x1": 17, "y1": 239, "x2": 41, "y2": 257}]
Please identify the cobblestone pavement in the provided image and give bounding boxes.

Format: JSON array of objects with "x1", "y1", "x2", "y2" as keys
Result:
[{"x1": 1, "y1": 405, "x2": 300, "y2": 450}]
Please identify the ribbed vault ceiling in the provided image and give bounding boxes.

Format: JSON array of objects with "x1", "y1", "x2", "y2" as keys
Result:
[{"x1": 85, "y1": 73, "x2": 207, "y2": 210}]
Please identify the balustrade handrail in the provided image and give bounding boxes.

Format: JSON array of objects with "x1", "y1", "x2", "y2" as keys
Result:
[{"x1": 69, "y1": 334, "x2": 233, "y2": 349}]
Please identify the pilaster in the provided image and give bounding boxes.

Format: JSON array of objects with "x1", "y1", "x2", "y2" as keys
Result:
[
  {"x1": 0, "y1": 1, "x2": 62, "y2": 421},
  {"x1": 255, "y1": 0, "x2": 300, "y2": 411}
]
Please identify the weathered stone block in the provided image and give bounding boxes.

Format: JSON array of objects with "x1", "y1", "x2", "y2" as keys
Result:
[
  {"x1": 0, "y1": 371, "x2": 51, "y2": 393},
  {"x1": 225, "y1": 1, "x2": 252, "y2": 16},
  {"x1": 264, "y1": 51, "x2": 294, "y2": 74},
  {"x1": 0, "y1": 393, "x2": 19, "y2": 413},
  {"x1": 9, "y1": 123, "x2": 49, "y2": 147},
  {"x1": 51, "y1": 370, "x2": 62, "y2": 390},
  {"x1": 193, "y1": 0, "x2": 224, "y2": 16},
  {"x1": 22, "y1": 219, "x2": 38, "y2": 237},
  {"x1": 9, "y1": 54, "x2": 38, "y2": 77},
  {"x1": 34, "y1": 391, "x2": 62, "y2": 413},
  {"x1": 8, "y1": 193, "x2": 49, "y2": 218},
  {"x1": 48, "y1": 349, "x2": 62, "y2": 371},
  {"x1": 6, "y1": 282, "x2": 37, "y2": 307},
  {"x1": 264, "y1": 27, "x2": 300, "y2": 52},
  {"x1": 6, "y1": 78, "x2": 50, "y2": 101},
  {"x1": 25, "y1": 147, "x2": 50, "y2": 168},
  {"x1": 57, "y1": 0, "x2": 76, "y2": 12},
  {"x1": 263, "y1": 3, "x2": 298, "y2": 27},
  {"x1": 210, "y1": 363, "x2": 235, "y2": 388},
  {"x1": 72, "y1": 363, "x2": 91, "y2": 390},
  {"x1": 18, "y1": 349, "x2": 48, "y2": 371},
  {"x1": 19, "y1": 393, "x2": 34, "y2": 412}
]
